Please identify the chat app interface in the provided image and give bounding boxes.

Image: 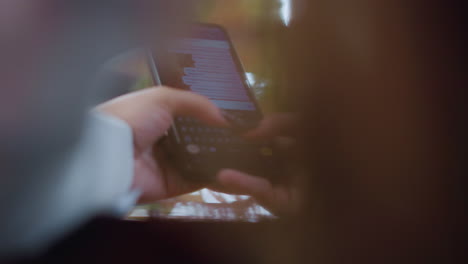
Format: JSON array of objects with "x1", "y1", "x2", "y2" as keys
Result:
[{"x1": 167, "y1": 26, "x2": 256, "y2": 112}]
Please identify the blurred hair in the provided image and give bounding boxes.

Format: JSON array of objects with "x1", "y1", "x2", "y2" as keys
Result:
[{"x1": 267, "y1": 0, "x2": 466, "y2": 263}]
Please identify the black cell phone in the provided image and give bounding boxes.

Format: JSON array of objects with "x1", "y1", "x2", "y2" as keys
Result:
[{"x1": 147, "y1": 23, "x2": 279, "y2": 182}]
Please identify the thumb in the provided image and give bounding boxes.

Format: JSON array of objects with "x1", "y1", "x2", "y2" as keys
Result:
[
  {"x1": 151, "y1": 87, "x2": 229, "y2": 127},
  {"x1": 215, "y1": 169, "x2": 290, "y2": 215},
  {"x1": 243, "y1": 113, "x2": 299, "y2": 139},
  {"x1": 98, "y1": 87, "x2": 229, "y2": 153}
]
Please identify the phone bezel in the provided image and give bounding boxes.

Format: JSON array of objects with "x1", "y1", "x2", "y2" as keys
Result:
[{"x1": 147, "y1": 23, "x2": 264, "y2": 124}]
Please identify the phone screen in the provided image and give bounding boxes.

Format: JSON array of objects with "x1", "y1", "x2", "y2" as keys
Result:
[
  {"x1": 149, "y1": 24, "x2": 277, "y2": 182},
  {"x1": 153, "y1": 24, "x2": 259, "y2": 115}
]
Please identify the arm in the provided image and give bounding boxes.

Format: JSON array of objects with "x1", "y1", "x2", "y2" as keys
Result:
[
  {"x1": 0, "y1": 86, "x2": 228, "y2": 257},
  {"x1": 0, "y1": 111, "x2": 134, "y2": 257}
]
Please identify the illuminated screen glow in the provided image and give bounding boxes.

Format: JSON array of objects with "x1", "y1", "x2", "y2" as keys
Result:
[{"x1": 168, "y1": 26, "x2": 256, "y2": 111}]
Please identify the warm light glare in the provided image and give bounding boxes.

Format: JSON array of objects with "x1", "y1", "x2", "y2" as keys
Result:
[{"x1": 279, "y1": 0, "x2": 292, "y2": 26}]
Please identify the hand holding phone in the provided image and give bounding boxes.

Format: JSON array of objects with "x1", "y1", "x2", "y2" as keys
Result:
[
  {"x1": 214, "y1": 113, "x2": 300, "y2": 215},
  {"x1": 148, "y1": 23, "x2": 282, "y2": 182},
  {"x1": 97, "y1": 87, "x2": 227, "y2": 203}
]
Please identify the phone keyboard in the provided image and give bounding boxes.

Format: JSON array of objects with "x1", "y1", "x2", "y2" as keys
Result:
[
  {"x1": 167, "y1": 116, "x2": 277, "y2": 182},
  {"x1": 174, "y1": 116, "x2": 252, "y2": 154}
]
